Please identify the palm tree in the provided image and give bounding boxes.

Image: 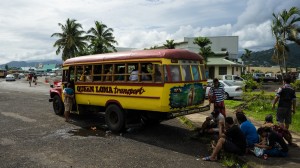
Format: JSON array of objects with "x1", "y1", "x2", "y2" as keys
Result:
[
  {"x1": 271, "y1": 7, "x2": 300, "y2": 74},
  {"x1": 193, "y1": 37, "x2": 214, "y2": 63},
  {"x1": 241, "y1": 49, "x2": 252, "y2": 73},
  {"x1": 51, "y1": 18, "x2": 88, "y2": 61},
  {"x1": 163, "y1": 39, "x2": 176, "y2": 49},
  {"x1": 87, "y1": 21, "x2": 118, "y2": 54}
]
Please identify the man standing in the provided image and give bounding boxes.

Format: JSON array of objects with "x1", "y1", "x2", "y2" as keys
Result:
[
  {"x1": 63, "y1": 83, "x2": 74, "y2": 122},
  {"x1": 272, "y1": 76, "x2": 296, "y2": 130},
  {"x1": 209, "y1": 78, "x2": 226, "y2": 117}
]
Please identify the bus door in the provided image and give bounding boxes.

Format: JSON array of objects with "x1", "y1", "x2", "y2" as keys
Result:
[{"x1": 62, "y1": 66, "x2": 78, "y2": 112}]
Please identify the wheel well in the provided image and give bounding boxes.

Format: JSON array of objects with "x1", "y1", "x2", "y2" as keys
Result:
[{"x1": 105, "y1": 100, "x2": 123, "y2": 110}]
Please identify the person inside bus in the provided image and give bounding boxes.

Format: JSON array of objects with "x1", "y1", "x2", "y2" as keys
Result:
[
  {"x1": 141, "y1": 66, "x2": 151, "y2": 81},
  {"x1": 155, "y1": 67, "x2": 162, "y2": 82},
  {"x1": 80, "y1": 71, "x2": 86, "y2": 81},
  {"x1": 129, "y1": 66, "x2": 138, "y2": 81},
  {"x1": 116, "y1": 67, "x2": 125, "y2": 81},
  {"x1": 105, "y1": 66, "x2": 112, "y2": 81}
]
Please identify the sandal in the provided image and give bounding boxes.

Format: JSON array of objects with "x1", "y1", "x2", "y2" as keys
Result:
[{"x1": 202, "y1": 156, "x2": 217, "y2": 161}]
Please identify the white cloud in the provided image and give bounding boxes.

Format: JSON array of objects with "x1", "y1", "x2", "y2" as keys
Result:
[{"x1": 0, "y1": 0, "x2": 299, "y2": 65}]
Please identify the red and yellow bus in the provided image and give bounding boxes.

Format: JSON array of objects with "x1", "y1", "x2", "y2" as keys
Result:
[{"x1": 49, "y1": 49, "x2": 209, "y2": 132}]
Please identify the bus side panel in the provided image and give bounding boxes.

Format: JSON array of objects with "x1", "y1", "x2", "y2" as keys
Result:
[
  {"x1": 74, "y1": 85, "x2": 164, "y2": 112},
  {"x1": 161, "y1": 83, "x2": 206, "y2": 112}
]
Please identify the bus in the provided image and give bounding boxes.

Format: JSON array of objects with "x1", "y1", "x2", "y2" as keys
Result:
[
  {"x1": 49, "y1": 49, "x2": 209, "y2": 132},
  {"x1": 0, "y1": 69, "x2": 7, "y2": 78}
]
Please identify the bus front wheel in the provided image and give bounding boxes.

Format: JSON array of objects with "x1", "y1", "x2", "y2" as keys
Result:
[
  {"x1": 105, "y1": 104, "x2": 125, "y2": 132},
  {"x1": 53, "y1": 95, "x2": 64, "y2": 115}
]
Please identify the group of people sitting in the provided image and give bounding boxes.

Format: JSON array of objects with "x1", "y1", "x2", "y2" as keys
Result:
[{"x1": 200, "y1": 109, "x2": 296, "y2": 161}]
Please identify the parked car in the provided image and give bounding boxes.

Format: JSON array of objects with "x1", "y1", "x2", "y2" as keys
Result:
[
  {"x1": 219, "y1": 75, "x2": 244, "y2": 87},
  {"x1": 18, "y1": 73, "x2": 25, "y2": 78},
  {"x1": 5, "y1": 74, "x2": 16, "y2": 81},
  {"x1": 205, "y1": 80, "x2": 243, "y2": 100}
]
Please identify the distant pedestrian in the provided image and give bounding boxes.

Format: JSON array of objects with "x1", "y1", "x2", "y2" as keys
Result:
[
  {"x1": 272, "y1": 75, "x2": 296, "y2": 130},
  {"x1": 27, "y1": 73, "x2": 33, "y2": 87},
  {"x1": 33, "y1": 73, "x2": 37, "y2": 85},
  {"x1": 209, "y1": 78, "x2": 226, "y2": 117},
  {"x1": 63, "y1": 83, "x2": 74, "y2": 122}
]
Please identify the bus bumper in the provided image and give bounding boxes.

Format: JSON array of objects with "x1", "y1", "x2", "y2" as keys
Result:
[{"x1": 169, "y1": 105, "x2": 210, "y2": 118}]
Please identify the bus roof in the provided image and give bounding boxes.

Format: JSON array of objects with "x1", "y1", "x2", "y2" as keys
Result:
[{"x1": 63, "y1": 49, "x2": 203, "y2": 65}]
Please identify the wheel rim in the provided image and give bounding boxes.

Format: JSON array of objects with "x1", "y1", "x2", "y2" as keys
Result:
[
  {"x1": 224, "y1": 93, "x2": 229, "y2": 100},
  {"x1": 109, "y1": 111, "x2": 119, "y2": 124}
]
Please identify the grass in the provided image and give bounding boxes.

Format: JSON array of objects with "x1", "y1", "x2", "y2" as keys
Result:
[{"x1": 225, "y1": 92, "x2": 300, "y2": 133}]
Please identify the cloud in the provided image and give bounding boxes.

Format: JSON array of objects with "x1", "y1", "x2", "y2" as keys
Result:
[{"x1": 0, "y1": 0, "x2": 299, "y2": 65}]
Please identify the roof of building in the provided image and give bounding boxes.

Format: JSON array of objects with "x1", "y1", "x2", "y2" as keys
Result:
[
  {"x1": 42, "y1": 64, "x2": 57, "y2": 70},
  {"x1": 207, "y1": 57, "x2": 243, "y2": 66}
]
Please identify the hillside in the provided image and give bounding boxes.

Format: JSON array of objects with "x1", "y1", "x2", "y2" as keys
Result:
[
  {"x1": 244, "y1": 43, "x2": 300, "y2": 67},
  {"x1": 0, "y1": 60, "x2": 63, "y2": 68}
]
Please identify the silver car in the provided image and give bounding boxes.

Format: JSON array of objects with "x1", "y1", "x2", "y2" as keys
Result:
[
  {"x1": 5, "y1": 74, "x2": 16, "y2": 81},
  {"x1": 205, "y1": 80, "x2": 243, "y2": 100}
]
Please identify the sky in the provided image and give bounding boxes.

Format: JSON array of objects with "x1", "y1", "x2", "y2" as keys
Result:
[{"x1": 0, "y1": 0, "x2": 299, "y2": 65}]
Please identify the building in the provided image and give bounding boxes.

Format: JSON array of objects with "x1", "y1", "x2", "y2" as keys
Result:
[{"x1": 162, "y1": 36, "x2": 243, "y2": 79}]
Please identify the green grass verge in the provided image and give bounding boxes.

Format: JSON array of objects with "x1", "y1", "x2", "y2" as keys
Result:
[{"x1": 225, "y1": 92, "x2": 300, "y2": 133}]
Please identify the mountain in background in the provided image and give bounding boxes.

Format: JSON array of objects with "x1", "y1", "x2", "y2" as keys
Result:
[
  {"x1": 0, "y1": 59, "x2": 63, "y2": 68},
  {"x1": 244, "y1": 43, "x2": 300, "y2": 67}
]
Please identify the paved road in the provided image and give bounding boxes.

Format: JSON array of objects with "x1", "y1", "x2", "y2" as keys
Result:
[{"x1": 0, "y1": 78, "x2": 222, "y2": 168}]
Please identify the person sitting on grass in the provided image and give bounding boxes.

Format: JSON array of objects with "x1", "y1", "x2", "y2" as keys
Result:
[
  {"x1": 202, "y1": 117, "x2": 247, "y2": 161},
  {"x1": 236, "y1": 111, "x2": 259, "y2": 150},
  {"x1": 255, "y1": 127, "x2": 288, "y2": 157},
  {"x1": 262, "y1": 114, "x2": 297, "y2": 147},
  {"x1": 199, "y1": 109, "x2": 225, "y2": 139}
]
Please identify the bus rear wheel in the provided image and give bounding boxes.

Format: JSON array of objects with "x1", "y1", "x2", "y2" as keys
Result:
[
  {"x1": 53, "y1": 95, "x2": 64, "y2": 115},
  {"x1": 105, "y1": 104, "x2": 125, "y2": 132}
]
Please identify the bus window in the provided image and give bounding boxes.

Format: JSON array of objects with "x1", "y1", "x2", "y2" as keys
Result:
[
  {"x1": 93, "y1": 65, "x2": 102, "y2": 81},
  {"x1": 182, "y1": 65, "x2": 192, "y2": 81},
  {"x1": 154, "y1": 64, "x2": 162, "y2": 82},
  {"x1": 141, "y1": 63, "x2": 152, "y2": 81},
  {"x1": 128, "y1": 63, "x2": 138, "y2": 81},
  {"x1": 200, "y1": 65, "x2": 206, "y2": 80},
  {"x1": 84, "y1": 65, "x2": 92, "y2": 82},
  {"x1": 169, "y1": 65, "x2": 181, "y2": 82},
  {"x1": 76, "y1": 66, "x2": 84, "y2": 81},
  {"x1": 192, "y1": 65, "x2": 200, "y2": 81},
  {"x1": 104, "y1": 64, "x2": 113, "y2": 81},
  {"x1": 114, "y1": 64, "x2": 125, "y2": 81}
]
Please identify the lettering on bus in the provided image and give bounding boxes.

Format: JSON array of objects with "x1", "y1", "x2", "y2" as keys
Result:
[{"x1": 77, "y1": 86, "x2": 145, "y2": 95}]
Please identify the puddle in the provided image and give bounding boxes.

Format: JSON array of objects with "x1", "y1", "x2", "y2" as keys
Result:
[{"x1": 68, "y1": 125, "x2": 113, "y2": 137}]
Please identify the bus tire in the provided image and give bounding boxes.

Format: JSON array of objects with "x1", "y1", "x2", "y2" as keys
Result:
[
  {"x1": 53, "y1": 95, "x2": 64, "y2": 115},
  {"x1": 105, "y1": 104, "x2": 125, "y2": 132}
]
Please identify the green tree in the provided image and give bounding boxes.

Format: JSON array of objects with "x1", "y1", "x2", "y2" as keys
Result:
[
  {"x1": 271, "y1": 7, "x2": 300, "y2": 75},
  {"x1": 163, "y1": 39, "x2": 176, "y2": 49},
  {"x1": 193, "y1": 37, "x2": 214, "y2": 63},
  {"x1": 51, "y1": 18, "x2": 88, "y2": 61},
  {"x1": 241, "y1": 49, "x2": 252, "y2": 74},
  {"x1": 87, "y1": 21, "x2": 118, "y2": 54}
]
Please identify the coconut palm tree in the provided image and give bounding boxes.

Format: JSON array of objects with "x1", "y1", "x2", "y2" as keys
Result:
[
  {"x1": 241, "y1": 49, "x2": 252, "y2": 74},
  {"x1": 87, "y1": 21, "x2": 118, "y2": 54},
  {"x1": 193, "y1": 37, "x2": 214, "y2": 63},
  {"x1": 271, "y1": 7, "x2": 300, "y2": 74},
  {"x1": 163, "y1": 39, "x2": 176, "y2": 49},
  {"x1": 51, "y1": 18, "x2": 88, "y2": 61}
]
